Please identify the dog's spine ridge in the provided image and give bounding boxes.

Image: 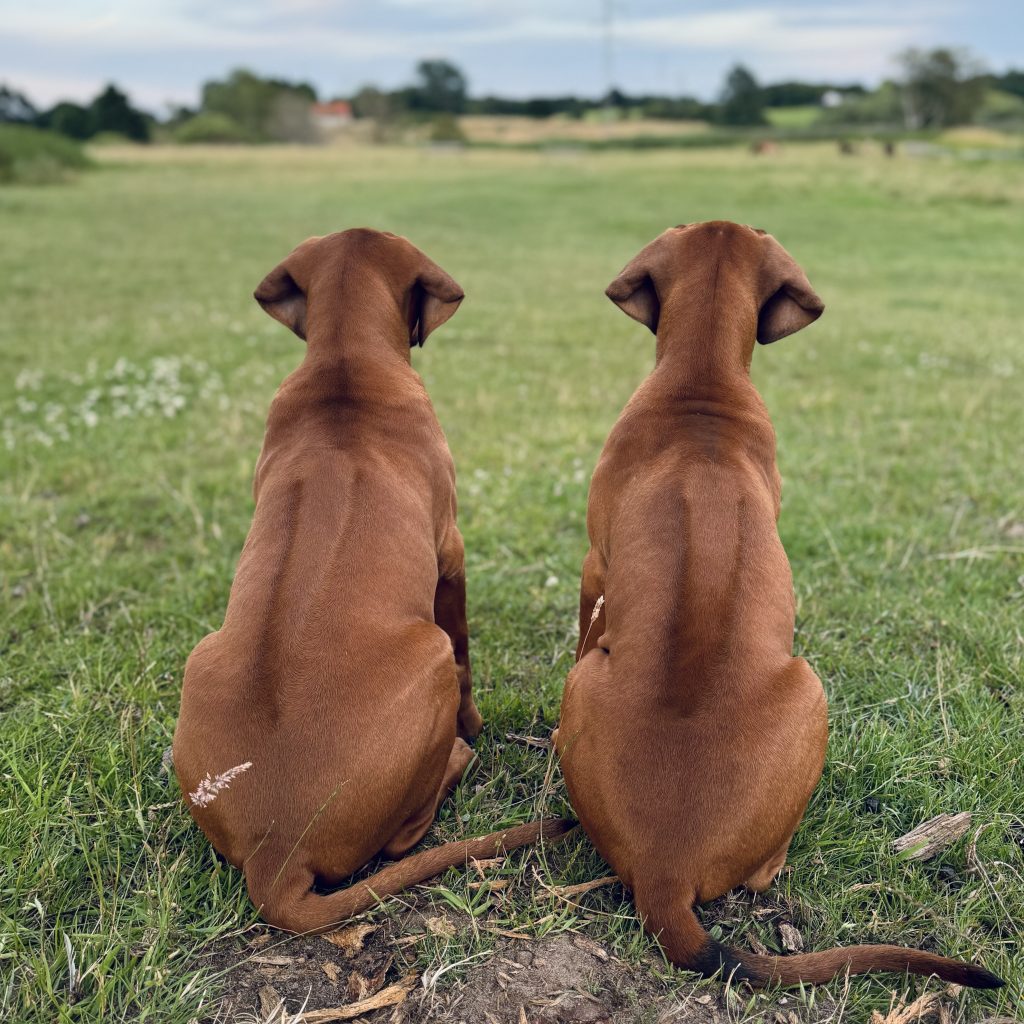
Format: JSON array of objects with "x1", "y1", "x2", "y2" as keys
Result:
[
  {"x1": 634, "y1": 890, "x2": 1003, "y2": 990},
  {"x1": 244, "y1": 817, "x2": 574, "y2": 935}
]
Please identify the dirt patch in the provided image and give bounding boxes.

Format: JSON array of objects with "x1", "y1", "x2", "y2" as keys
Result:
[
  {"x1": 199, "y1": 917, "x2": 408, "y2": 1022},
  {"x1": 425, "y1": 932, "x2": 693, "y2": 1023},
  {"x1": 197, "y1": 910, "x2": 842, "y2": 1024}
]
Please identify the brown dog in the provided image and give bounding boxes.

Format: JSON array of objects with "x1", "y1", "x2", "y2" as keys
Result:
[
  {"x1": 554, "y1": 222, "x2": 1002, "y2": 989},
  {"x1": 174, "y1": 229, "x2": 568, "y2": 933}
]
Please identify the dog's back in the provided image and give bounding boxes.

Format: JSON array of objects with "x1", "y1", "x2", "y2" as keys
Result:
[
  {"x1": 176, "y1": 357, "x2": 459, "y2": 863},
  {"x1": 560, "y1": 368, "x2": 824, "y2": 905},
  {"x1": 589, "y1": 381, "x2": 795, "y2": 708}
]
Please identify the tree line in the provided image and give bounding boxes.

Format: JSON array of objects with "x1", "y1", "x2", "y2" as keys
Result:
[
  {"x1": 3, "y1": 50, "x2": 1023, "y2": 145},
  {"x1": 1, "y1": 84, "x2": 151, "y2": 141}
]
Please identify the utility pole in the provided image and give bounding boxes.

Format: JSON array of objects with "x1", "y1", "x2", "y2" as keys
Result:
[{"x1": 602, "y1": 0, "x2": 615, "y2": 114}]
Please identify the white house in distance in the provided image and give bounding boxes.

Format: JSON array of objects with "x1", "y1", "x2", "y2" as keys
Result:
[{"x1": 310, "y1": 100, "x2": 353, "y2": 136}]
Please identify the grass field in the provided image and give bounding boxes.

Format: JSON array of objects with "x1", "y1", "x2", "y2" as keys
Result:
[
  {"x1": 764, "y1": 106, "x2": 823, "y2": 129},
  {"x1": 2, "y1": 143, "x2": 1022, "y2": 1023}
]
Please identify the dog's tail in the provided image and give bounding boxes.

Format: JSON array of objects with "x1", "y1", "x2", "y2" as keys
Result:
[
  {"x1": 244, "y1": 817, "x2": 574, "y2": 935},
  {"x1": 633, "y1": 887, "x2": 1003, "y2": 990}
]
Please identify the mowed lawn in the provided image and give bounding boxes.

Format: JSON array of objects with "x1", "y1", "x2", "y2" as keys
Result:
[{"x1": 1, "y1": 144, "x2": 1021, "y2": 1022}]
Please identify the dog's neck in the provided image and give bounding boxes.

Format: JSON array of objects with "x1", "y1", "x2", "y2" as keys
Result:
[
  {"x1": 649, "y1": 268, "x2": 761, "y2": 394},
  {"x1": 301, "y1": 272, "x2": 414, "y2": 381},
  {"x1": 641, "y1": 282, "x2": 779, "y2": 510}
]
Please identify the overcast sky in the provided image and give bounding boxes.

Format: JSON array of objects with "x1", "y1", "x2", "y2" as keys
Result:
[{"x1": 2, "y1": 1, "x2": 1020, "y2": 113}]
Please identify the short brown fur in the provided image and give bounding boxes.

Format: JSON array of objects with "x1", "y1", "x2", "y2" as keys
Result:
[
  {"x1": 174, "y1": 229, "x2": 569, "y2": 933},
  {"x1": 554, "y1": 222, "x2": 1002, "y2": 990}
]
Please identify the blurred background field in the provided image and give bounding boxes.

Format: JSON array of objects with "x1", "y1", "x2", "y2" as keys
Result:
[
  {"x1": 3, "y1": 46, "x2": 1024, "y2": 171},
  {"x1": 1, "y1": 138, "x2": 1021, "y2": 1021}
]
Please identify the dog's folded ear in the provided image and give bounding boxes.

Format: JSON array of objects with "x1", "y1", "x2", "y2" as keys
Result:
[
  {"x1": 408, "y1": 260, "x2": 464, "y2": 347},
  {"x1": 606, "y1": 248, "x2": 661, "y2": 334},
  {"x1": 254, "y1": 237, "x2": 322, "y2": 340},
  {"x1": 757, "y1": 236, "x2": 824, "y2": 344},
  {"x1": 254, "y1": 263, "x2": 308, "y2": 340}
]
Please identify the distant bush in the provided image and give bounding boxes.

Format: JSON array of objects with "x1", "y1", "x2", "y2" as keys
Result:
[
  {"x1": 200, "y1": 69, "x2": 316, "y2": 141},
  {"x1": 174, "y1": 112, "x2": 253, "y2": 144},
  {"x1": 40, "y1": 101, "x2": 94, "y2": 140},
  {"x1": 762, "y1": 81, "x2": 866, "y2": 107},
  {"x1": 428, "y1": 113, "x2": 466, "y2": 143},
  {"x1": 820, "y1": 82, "x2": 904, "y2": 126},
  {"x1": 976, "y1": 88, "x2": 1024, "y2": 125},
  {"x1": 0, "y1": 124, "x2": 90, "y2": 183},
  {"x1": 640, "y1": 97, "x2": 714, "y2": 121}
]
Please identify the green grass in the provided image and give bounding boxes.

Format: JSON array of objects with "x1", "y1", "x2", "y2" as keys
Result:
[
  {"x1": 765, "y1": 105, "x2": 823, "y2": 129},
  {"x1": 1, "y1": 144, "x2": 1021, "y2": 1022}
]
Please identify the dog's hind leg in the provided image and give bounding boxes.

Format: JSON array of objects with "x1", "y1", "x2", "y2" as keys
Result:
[
  {"x1": 743, "y1": 833, "x2": 794, "y2": 893},
  {"x1": 436, "y1": 527, "x2": 483, "y2": 741},
  {"x1": 382, "y1": 738, "x2": 475, "y2": 859}
]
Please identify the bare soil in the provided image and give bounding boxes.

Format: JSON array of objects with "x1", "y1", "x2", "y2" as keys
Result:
[{"x1": 197, "y1": 908, "x2": 846, "y2": 1024}]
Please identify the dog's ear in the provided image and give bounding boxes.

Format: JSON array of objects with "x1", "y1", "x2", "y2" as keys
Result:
[
  {"x1": 254, "y1": 237, "x2": 321, "y2": 340},
  {"x1": 408, "y1": 259, "x2": 464, "y2": 347},
  {"x1": 605, "y1": 248, "x2": 661, "y2": 334},
  {"x1": 254, "y1": 263, "x2": 307, "y2": 340},
  {"x1": 757, "y1": 236, "x2": 824, "y2": 344}
]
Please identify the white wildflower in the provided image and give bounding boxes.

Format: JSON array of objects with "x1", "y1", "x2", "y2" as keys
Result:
[
  {"x1": 189, "y1": 761, "x2": 253, "y2": 808},
  {"x1": 545, "y1": 575, "x2": 559, "y2": 588},
  {"x1": 15, "y1": 369, "x2": 42, "y2": 391}
]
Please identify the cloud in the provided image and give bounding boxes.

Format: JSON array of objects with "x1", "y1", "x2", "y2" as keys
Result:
[
  {"x1": 0, "y1": 0, "x2": 970, "y2": 106},
  {"x1": 1, "y1": 2, "x2": 935, "y2": 54}
]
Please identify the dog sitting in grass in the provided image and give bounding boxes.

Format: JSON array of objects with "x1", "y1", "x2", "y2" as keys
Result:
[
  {"x1": 554, "y1": 221, "x2": 1002, "y2": 990},
  {"x1": 174, "y1": 229, "x2": 568, "y2": 932}
]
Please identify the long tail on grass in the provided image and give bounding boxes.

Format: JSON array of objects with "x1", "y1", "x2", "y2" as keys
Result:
[
  {"x1": 244, "y1": 818, "x2": 574, "y2": 934},
  {"x1": 634, "y1": 888, "x2": 1004, "y2": 990}
]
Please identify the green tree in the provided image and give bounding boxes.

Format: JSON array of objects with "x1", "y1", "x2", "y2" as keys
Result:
[
  {"x1": 993, "y1": 69, "x2": 1024, "y2": 99},
  {"x1": 351, "y1": 85, "x2": 397, "y2": 142},
  {"x1": 409, "y1": 59, "x2": 467, "y2": 113},
  {"x1": 40, "y1": 101, "x2": 93, "y2": 140},
  {"x1": 90, "y1": 84, "x2": 149, "y2": 141},
  {"x1": 897, "y1": 48, "x2": 985, "y2": 128},
  {"x1": 0, "y1": 85, "x2": 37, "y2": 123},
  {"x1": 201, "y1": 69, "x2": 317, "y2": 141},
  {"x1": 717, "y1": 64, "x2": 766, "y2": 126}
]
